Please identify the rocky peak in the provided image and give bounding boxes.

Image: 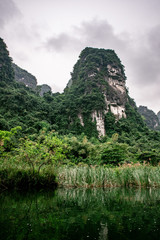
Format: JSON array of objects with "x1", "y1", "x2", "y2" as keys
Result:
[
  {"x1": 66, "y1": 47, "x2": 128, "y2": 136},
  {"x1": 157, "y1": 111, "x2": 160, "y2": 122},
  {"x1": 12, "y1": 63, "x2": 37, "y2": 90},
  {"x1": 138, "y1": 106, "x2": 159, "y2": 130},
  {"x1": 12, "y1": 63, "x2": 51, "y2": 96},
  {"x1": 37, "y1": 84, "x2": 51, "y2": 97}
]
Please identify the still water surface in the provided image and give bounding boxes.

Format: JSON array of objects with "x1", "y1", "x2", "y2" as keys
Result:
[{"x1": 0, "y1": 188, "x2": 160, "y2": 240}]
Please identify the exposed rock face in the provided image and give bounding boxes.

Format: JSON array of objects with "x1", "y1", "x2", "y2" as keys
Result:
[
  {"x1": 66, "y1": 47, "x2": 127, "y2": 136},
  {"x1": 110, "y1": 105, "x2": 126, "y2": 119},
  {"x1": 78, "y1": 113, "x2": 84, "y2": 126},
  {"x1": 138, "y1": 106, "x2": 159, "y2": 130},
  {"x1": 157, "y1": 111, "x2": 160, "y2": 122},
  {"x1": 13, "y1": 63, "x2": 37, "y2": 89},
  {"x1": 37, "y1": 84, "x2": 51, "y2": 97},
  {"x1": 13, "y1": 63, "x2": 52, "y2": 96},
  {"x1": 91, "y1": 111, "x2": 106, "y2": 137}
]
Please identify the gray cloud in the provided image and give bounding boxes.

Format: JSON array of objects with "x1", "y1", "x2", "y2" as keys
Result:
[
  {"x1": 77, "y1": 19, "x2": 127, "y2": 50},
  {"x1": 128, "y1": 25, "x2": 160, "y2": 88},
  {"x1": 45, "y1": 19, "x2": 160, "y2": 112},
  {"x1": 46, "y1": 33, "x2": 81, "y2": 52},
  {"x1": 148, "y1": 25, "x2": 160, "y2": 55},
  {"x1": 0, "y1": 0, "x2": 20, "y2": 28},
  {"x1": 119, "y1": 25, "x2": 160, "y2": 113},
  {"x1": 45, "y1": 19, "x2": 127, "y2": 53}
]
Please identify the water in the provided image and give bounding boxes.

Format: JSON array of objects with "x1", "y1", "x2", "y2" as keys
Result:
[{"x1": 1, "y1": 188, "x2": 160, "y2": 240}]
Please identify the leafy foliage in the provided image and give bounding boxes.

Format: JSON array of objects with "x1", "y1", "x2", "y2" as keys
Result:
[
  {"x1": 101, "y1": 142, "x2": 129, "y2": 165},
  {"x1": 0, "y1": 126, "x2": 22, "y2": 154},
  {"x1": 0, "y1": 38, "x2": 14, "y2": 82},
  {"x1": 0, "y1": 39, "x2": 160, "y2": 177}
]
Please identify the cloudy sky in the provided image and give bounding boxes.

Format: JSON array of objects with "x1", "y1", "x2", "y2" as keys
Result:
[{"x1": 0, "y1": 0, "x2": 160, "y2": 113}]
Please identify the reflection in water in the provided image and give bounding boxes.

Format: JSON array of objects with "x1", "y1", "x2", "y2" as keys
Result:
[
  {"x1": 0, "y1": 188, "x2": 160, "y2": 240},
  {"x1": 99, "y1": 222, "x2": 108, "y2": 240}
]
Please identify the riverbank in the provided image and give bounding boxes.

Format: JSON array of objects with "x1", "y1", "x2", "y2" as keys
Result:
[
  {"x1": 1, "y1": 128, "x2": 160, "y2": 190},
  {"x1": 0, "y1": 165, "x2": 57, "y2": 190},
  {"x1": 1, "y1": 162, "x2": 160, "y2": 190}
]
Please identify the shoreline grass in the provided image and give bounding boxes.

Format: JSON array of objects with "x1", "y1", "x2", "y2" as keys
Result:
[
  {"x1": 1, "y1": 161, "x2": 160, "y2": 190},
  {"x1": 0, "y1": 165, "x2": 57, "y2": 190},
  {"x1": 55, "y1": 164, "x2": 160, "y2": 188}
]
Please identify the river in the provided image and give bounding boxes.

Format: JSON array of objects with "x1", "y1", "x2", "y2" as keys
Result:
[{"x1": 0, "y1": 187, "x2": 160, "y2": 240}]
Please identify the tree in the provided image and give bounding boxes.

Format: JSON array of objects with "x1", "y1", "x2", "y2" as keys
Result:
[
  {"x1": 101, "y1": 142, "x2": 129, "y2": 165},
  {"x1": 0, "y1": 38, "x2": 14, "y2": 82}
]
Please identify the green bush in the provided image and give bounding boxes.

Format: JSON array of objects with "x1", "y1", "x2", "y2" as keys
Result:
[
  {"x1": 63, "y1": 135, "x2": 100, "y2": 164},
  {"x1": 137, "y1": 151, "x2": 160, "y2": 166},
  {"x1": 0, "y1": 126, "x2": 22, "y2": 153},
  {"x1": 101, "y1": 142, "x2": 129, "y2": 165}
]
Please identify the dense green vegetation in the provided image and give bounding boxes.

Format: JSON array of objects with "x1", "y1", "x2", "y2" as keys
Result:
[
  {"x1": 0, "y1": 38, "x2": 14, "y2": 83},
  {"x1": 1, "y1": 38, "x2": 160, "y2": 189},
  {"x1": 63, "y1": 47, "x2": 128, "y2": 136},
  {"x1": 1, "y1": 127, "x2": 160, "y2": 189},
  {"x1": 0, "y1": 41, "x2": 155, "y2": 137}
]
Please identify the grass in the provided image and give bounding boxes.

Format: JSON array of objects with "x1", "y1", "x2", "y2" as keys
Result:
[
  {"x1": 55, "y1": 163, "x2": 160, "y2": 188},
  {"x1": 1, "y1": 156, "x2": 160, "y2": 190},
  {"x1": 0, "y1": 157, "x2": 57, "y2": 190}
]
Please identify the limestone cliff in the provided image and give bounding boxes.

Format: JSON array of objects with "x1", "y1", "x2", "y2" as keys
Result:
[
  {"x1": 157, "y1": 111, "x2": 160, "y2": 122},
  {"x1": 0, "y1": 38, "x2": 147, "y2": 137},
  {"x1": 138, "y1": 106, "x2": 159, "y2": 130},
  {"x1": 37, "y1": 84, "x2": 52, "y2": 97},
  {"x1": 13, "y1": 63, "x2": 37, "y2": 90},
  {"x1": 13, "y1": 63, "x2": 51, "y2": 96},
  {"x1": 65, "y1": 47, "x2": 128, "y2": 136}
]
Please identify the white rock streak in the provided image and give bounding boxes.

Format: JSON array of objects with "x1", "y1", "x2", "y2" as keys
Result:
[
  {"x1": 77, "y1": 64, "x2": 127, "y2": 136},
  {"x1": 78, "y1": 114, "x2": 84, "y2": 126},
  {"x1": 110, "y1": 105, "x2": 126, "y2": 119},
  {"x1": 91, "y1": 111, "x2": 105, "y2": 136}
]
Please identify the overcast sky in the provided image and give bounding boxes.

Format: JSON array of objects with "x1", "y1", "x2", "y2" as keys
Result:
[{"x1": 0, "y1": 0, "x2": 160, "y2": 113}]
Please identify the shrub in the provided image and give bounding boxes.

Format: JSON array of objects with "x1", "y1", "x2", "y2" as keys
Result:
[
  {"x1": 0, "y1": 126, "x2": 22, "y2": 153},
  {"x1": 101, "y1": 142, "x2": 129, "y2": 165},
  {"x1": 137, "y1": 151, "x2": 160, "y2": 166}
]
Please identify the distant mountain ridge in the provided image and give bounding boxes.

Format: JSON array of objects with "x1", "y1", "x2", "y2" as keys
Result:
[
  {"x1": 138, "y1": 106, "x2": 160, "y2": 130},
  {"x1": 0, "y1": 37, "x2": 157, "y2": 138},
  {"x1": 12, "y1": 63, "x2": 51, "y2": 96},
  {"x1": 13, "y1": 63, "x2": 37, "y2": 89},
  {"x1": 157, "y1": 111, "x2": 160, "y2": 122}
]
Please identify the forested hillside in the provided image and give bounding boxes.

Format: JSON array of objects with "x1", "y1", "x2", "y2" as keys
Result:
[
  {"x1": 0, "y1": 41, "x2": 146, "y2": 137},
  {"x1": 1, "y1": 37, "x2": 160, "y2": 169}
]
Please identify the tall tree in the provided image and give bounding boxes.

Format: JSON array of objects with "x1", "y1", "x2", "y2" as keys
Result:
[{"x1": 0, "y1": 38, "x2": 14, "y2": 82}]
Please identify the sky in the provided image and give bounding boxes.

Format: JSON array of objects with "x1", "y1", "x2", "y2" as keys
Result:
[{"x1": 0, "y1": 0, "x2": 160, "y2": 113}]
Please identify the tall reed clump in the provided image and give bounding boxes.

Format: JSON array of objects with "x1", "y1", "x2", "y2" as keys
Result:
[{"x1": 56, "y1": 164, "x2": 160, "y2": 188}]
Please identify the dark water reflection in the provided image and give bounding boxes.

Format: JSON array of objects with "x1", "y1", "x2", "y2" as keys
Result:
[{"x1": 1, "y1": 188, "x2": 160, "y2": 240}]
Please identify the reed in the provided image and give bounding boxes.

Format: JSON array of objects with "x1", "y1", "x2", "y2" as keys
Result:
[
  {"x1": 56, "y1": 164, "x2": 160, "y2": 188},
  {"x1": 1, "y1": 158, "x2": 160, "y2": 189}
]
